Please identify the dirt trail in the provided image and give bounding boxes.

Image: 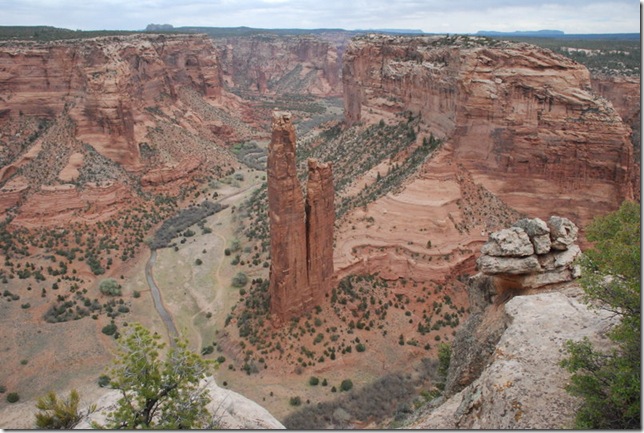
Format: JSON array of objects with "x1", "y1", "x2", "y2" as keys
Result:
[{"x1": 144, "y1": 181, "x2": 261, "y2": 347}]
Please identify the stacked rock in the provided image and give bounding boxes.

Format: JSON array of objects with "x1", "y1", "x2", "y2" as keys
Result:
[{"x1": 476, "y1": 216, "x2": 581, "y2": 289}]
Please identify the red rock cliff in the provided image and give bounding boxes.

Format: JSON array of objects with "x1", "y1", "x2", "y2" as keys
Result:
[
  {"x1": 0, "y1": 34, "x2": 224, "y2": 170},
  {"x1": 268, "y1": 112, "x2": 335, "y2": 322},
  {"x1": 0, "y1": 34, "x2": 238, "y2": 224},
  {"x1": 342, "y1": 35, "x2": 635, "y2": 224},
  {"x1": 217, "y1": 35, "x2": 342, "y2": 97}
]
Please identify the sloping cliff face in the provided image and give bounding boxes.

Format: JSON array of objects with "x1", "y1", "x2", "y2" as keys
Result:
[
  {"x1": 0, "y1": 34, "x2": 239, "y2": 223},
  {"x1": 407, "y1": 287, "x2": 616, "y2": 429},
  {"x1": 334, "y1": 35, "x2": 635, "y2": 283},
  {"x1": 216, "y1": 35, "x2": 342, "y2": 96},
  {"x1": 342, "y1": 35, "x2": 634, "y2": 223}
]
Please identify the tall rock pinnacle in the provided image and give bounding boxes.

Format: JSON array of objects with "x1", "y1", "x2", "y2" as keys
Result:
[
  {"x1": 306, "y1": 158, "x2": 335, "y2": 307},
  {"x1": 267, "y1": 111, "x2": 335, "y2": 322}
]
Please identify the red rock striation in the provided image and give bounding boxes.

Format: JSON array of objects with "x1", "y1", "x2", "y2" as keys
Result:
[
  {"x1": 342, "y1": 35, "x2": 635, "y2": 225},
  {"x1": 267, "y1": 111, "x2": 335, "y2": 322},
  {"x1": 0, "y1": 33, "x2": 239, "y2": 223},
  {"x1": 216, "y1": 35, "x2": 342, "y2": 97}
]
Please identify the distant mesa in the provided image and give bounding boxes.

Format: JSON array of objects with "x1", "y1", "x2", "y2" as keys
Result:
[
  {"x1": 475, "y1": 29, "x2": 565, "y2": 37},
  {"x1": 146, "y1": 23, "x2": 175, "y2": 31}
]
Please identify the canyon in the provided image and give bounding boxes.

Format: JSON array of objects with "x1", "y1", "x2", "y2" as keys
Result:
[{"x1": 0, "y1": 29, "x2": 639, "y2": 429}]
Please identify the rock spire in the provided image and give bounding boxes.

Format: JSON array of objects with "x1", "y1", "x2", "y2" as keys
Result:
[{"x1": 267, "y1": 111, "x2": 335, "y2": 322}]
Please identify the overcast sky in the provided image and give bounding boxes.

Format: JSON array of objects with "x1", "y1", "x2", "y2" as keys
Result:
[{"x1": 0, "y1": 0, "x2": 639, "y2": 34}]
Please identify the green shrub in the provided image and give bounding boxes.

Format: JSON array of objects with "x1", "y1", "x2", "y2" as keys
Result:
[
  {"x1": 98, "y1": 375, "x2": 111, "y2": 387},
  {"x1": 289, "y1": 396, "x2": 302, "y2": 406},
  {"x1": 195, "y1": 258, "x2": 203, "y2": 266},
  {"x1": 561, "y1": 201, "x2": 640, "y2": 429},
  {"x1": 309, "y1": 376, "x2": 320, "y2": 386},
  {"x1": 6, "y1": 392, "x2": 19, "y2": 403},
  {"x1": 231, "y1": 272, "x2": 248, "y2": 288},
  {"x1": 356, "y1": 343, "x2": 366, "y2": 352},
  {"x1": 340, "y1": 379, "x2": 353, "y2": 392},
  {"x1": 99, "y1": 278, "x2": 122, "y2": 296},
  {"x1": 102, "y1": 323, "x2": 117, "y2": 336}
]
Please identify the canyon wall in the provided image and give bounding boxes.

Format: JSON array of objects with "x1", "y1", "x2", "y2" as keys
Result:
[
  {"x1": 267, "y1": 112, "x2": 335, "y2": 322},
  {"x1": 335, "y1": 34, "x2": 635, "y2": 285},
  {"x1": 0, "y1": 34, "x2": 239, "y2": 223},
  {"x1": 342, "y1": 35, "x2": 634, "y2": 223},
  {"x1": 216, "y1": 35, "x2": 342, "y2": 97}
]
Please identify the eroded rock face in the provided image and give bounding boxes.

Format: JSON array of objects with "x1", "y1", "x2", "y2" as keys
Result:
[
  {"x1": 216, "y1": 35, "x2": 342, "y2": 97},
  {"x1": 342, "y1": 35, "x2": 634, "y2": 225},
  {"x1": 476, "y1": 216, "x2": 580, "y2": 290},
  {"x1": 268, "y1": 111, "x2": 311, "y2": 320},
  {"x1": 0, "y1": 34, "x2": 238, "y2": 223},
  {"x1": 268, "y1": 112, "x2": 336, "y2": 322},
  {"x1": 408, "y1": 289, "x2": 617, "y2": 429},
  {"x1": 306, "y1": 158, "x2": 335, "y2": 307}
]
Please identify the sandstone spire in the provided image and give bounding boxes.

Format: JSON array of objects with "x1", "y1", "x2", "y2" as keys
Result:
[
  {"x1": 267, "y1": 111, "x2": 311, "y2": 320},
  {"x1": 267, "y1": 112, "x2": 335, "y2": 322},
  {"x1": 305, "y1": 159, "x2": 335, "y2": 307}
]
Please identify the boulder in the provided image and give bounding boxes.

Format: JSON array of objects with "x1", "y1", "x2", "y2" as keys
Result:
[
  {"x1": 480, "y1": 227, "x2": 534, "y2": 257},
  {"x1": 513, "y1": 218, "x2": 551, "y2": 254},
  {"x1": 477, "y1": 254, "x2": 541, "y2": 275},
  {"x1": 548, "y1": 216, "x2": 579, "y2": 251}
]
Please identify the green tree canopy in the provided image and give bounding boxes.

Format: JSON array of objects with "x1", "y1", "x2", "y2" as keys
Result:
[
  {"x1": 96, "y1": 323, "x2": 217, "y2": 429},
  {"x1": 34, "y1": 389, "x2": 90, "y2": 429},
  {"x1": 561, "y1": 200, "x2": 640, "y2": 429}
]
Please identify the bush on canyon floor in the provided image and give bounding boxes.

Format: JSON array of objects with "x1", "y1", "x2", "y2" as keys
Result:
[
  {"x1": 561, "y1": 200, "x2": 640, "y2": 429},
  {"x1": 6, "y1": 392, "x2": 19, "y2": 403},
  {"x1": 99, "y1": 278, "x2": 122, "y2": 296}
]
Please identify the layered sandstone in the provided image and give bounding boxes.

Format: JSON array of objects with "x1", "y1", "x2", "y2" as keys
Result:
[
  {"x1": 268, "y1": 111, "x2": 311, "y2": 320},
  {"x1": 305, "y1": 159, "x2": 335, "y2": 306},
  {"x1": 334, "y1": 35, "x2": 636, "y2": 284},
  {"x1": 0, "y1": 33, "x2": 239, "y2": 223},
  {"x1": 0, "y1": 34, "x2": 224, "y2": 170},
  {"x1": 216, "y1": 35, "x2": 342, "y2": 97},
  {"x1": 268, "y1": 112, "x2": 335, "y2": 322},
  {"x1": 342, "y1": 35, "x2": 634, "y2": 223}
]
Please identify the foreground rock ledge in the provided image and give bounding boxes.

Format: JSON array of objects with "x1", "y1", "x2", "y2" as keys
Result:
[
  {"x1": 406, "y1": 288, "x2": 616, "y2": 429},
  {"x1": 76, "y1": 378, "x2": 285, "y2": 429}
]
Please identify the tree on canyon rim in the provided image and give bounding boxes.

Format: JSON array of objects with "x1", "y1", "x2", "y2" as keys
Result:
[
  {"x1": 560, "y1": 200, "x2": 640, "y2": 429},
  {"x1": 94, "y1": 323, "x2": 218, "y2": 429}
]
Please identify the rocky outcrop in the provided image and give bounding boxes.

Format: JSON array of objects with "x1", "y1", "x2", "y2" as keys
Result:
[
  {"x1": 216, "y1": 35, "x2": 342, "y2": 96},
  {"x1": 75, "y1": 378, "x2": 285, "y2": 429},
  {"x1": 477, "y1": 216, "x2": 581, "y2": 290},
  {"x1": 268, "y1": 111, "x2": 311, "y2": 320},
  {"x1": 0, "y1": 33, "x2": 240, "y2": 223},
  {"x1": 306, "y1": 159, "x2": 335, "y2": 306},
  {"x1": 0, "y1": 34, "x2": 224, "y2": 170},
  {"x1": 342, "y1": 35, "x2": 635, "y2": 226},
  {"x1": 408, "y1": 288, "x2": 617, "y2": 429},
  {"x1": 267, "y1": 112, "x2": 335, "y2": 322}
]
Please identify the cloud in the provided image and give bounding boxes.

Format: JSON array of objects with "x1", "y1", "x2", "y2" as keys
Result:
[{"x1": 0, "y1": 0, "x2": 638, "y2": 33}]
